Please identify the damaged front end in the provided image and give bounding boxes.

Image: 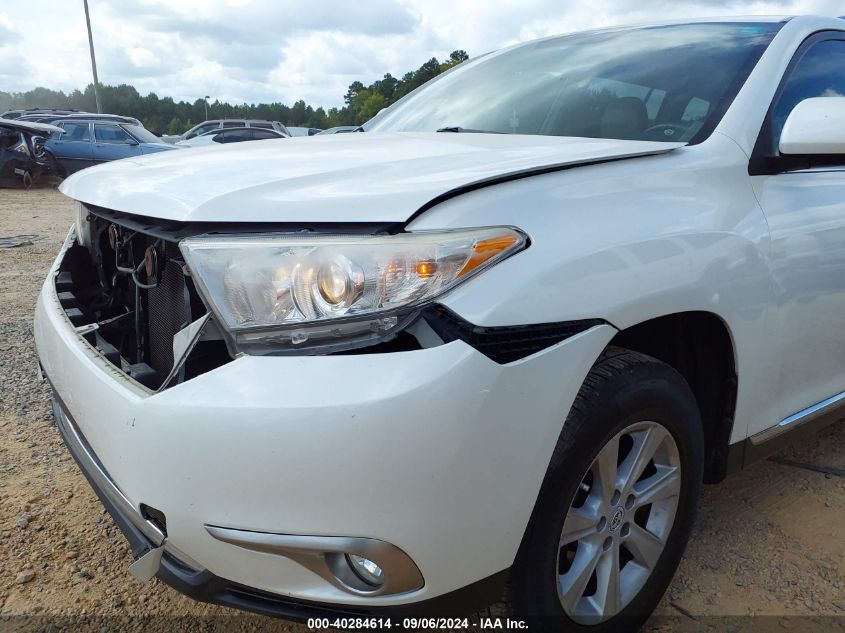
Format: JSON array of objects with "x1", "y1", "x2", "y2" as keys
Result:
[
  {"x1": 0, "y1": 120, "x2": 62, "y2": 188},
  {"x1": 56, "y1": 204, "x2": 232, "y2": 392}
]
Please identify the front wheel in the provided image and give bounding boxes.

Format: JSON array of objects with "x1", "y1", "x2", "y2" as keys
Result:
[{"x1": 509, "y1": 347, "x2": 704, "y2": 632}]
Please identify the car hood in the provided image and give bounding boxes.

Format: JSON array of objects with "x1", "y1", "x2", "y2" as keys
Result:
[{"x1": 59, "y1": 132, "x2": 683, "y2": 224}]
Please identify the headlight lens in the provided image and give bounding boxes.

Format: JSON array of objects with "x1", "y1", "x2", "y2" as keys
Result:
[{"x1": 180, "y1": 227, "x2": 526, "y2": 353}]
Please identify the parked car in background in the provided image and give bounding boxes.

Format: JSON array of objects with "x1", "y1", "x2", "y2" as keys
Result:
[
  {"x1": 175, "y1": 126, "x2": 287, "y2": 147},
  {"x1": 0, "y1": 119, "x2": 62, "y2": 187},
  {"x1": 2, "y1": 108, "x2": 81, "y2": 120},
  {"x1": 164, "y1": 119, "x2": 289, "y2": 144},
  {"x1": 287, "y1": 126, "x2": 323, "y2": 136},
  {"x1": 45, "y1": 119, "x2": 175, "y2": 175},
  {"x1": 316, "y1": 126, "x2": 359, "y2": 134}
]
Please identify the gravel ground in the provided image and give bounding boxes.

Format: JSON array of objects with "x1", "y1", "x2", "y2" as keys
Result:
[{"x1": 0, "y1": 187, "x2": 843, "y2": 632}]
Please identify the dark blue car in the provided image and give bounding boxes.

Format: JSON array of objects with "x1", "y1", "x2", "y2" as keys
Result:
[{"x1": 45, "y1": 119, "x2": 176, "y2": 175}]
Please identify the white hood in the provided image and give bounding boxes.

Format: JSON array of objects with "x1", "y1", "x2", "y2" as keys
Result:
[{"x1": 60, "y1": 132, "x2": 683, "y2": 224}]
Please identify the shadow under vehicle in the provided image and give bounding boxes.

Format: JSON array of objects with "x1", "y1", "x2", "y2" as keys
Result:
[{"x1": 0, "y1": 119, "x2": 62, "y2": 188}]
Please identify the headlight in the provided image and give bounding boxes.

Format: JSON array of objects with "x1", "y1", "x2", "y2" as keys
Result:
[
  {"x1": 73, "y1": 201, "x2": 93, "y2": 249},
  {"x1": 180, "y1": 227, "x2": 526, "y2": 353}
]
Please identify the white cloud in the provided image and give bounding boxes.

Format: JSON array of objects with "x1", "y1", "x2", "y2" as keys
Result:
[
  {"x1": 0, "y1": 0, "x2": 842, "y2": 108},
  {"x1": 127, "y1": 47, "x2": 161, "y2": 69}
]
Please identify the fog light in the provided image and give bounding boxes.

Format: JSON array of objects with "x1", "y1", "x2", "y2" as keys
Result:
[{"x1": 346, "y1": 554, "x2": 385, "y2": 587}]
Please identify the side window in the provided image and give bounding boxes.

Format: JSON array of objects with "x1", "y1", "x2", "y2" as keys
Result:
[
  {"x1": 186, "y1": 123, "x2": 218, "y2": 139},
  {"x1": 94, "y1": 124, "x2": 133, "y2": 144},
  {"x1": 772, "y1": 39, "x2": 845, "y2": 149},
  {"x1": 221, "y1": 129, "x2": 252, "y2": 142},
  {"x1": 222, "y1": 120, "x2": 246, "y2": 128},
  {"x1": 251, "y1": 129, "x2": 277, "y2": 139},
  {"x1": 250, "y1": 122, "x2": 273, "y2": 129},
  {"x1": 60, "y1": 122, "x2": 91, "y2": 142}
]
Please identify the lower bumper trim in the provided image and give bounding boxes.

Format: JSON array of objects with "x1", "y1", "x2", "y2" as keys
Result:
[{"x1": 50, "y1": 388, "x2": 509, "y2": 621}]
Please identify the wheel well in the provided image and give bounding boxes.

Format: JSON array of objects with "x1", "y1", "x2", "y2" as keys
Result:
[{"x1": 610, "y1": 312, "x2": 737, "y2": 483}]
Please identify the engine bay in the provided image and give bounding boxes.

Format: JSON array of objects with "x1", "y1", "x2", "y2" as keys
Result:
[{"x1": 56, "y1": 205, "x2": 231, "y2": 390}]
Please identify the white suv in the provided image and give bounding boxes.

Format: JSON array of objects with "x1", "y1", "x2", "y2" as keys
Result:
[{"x1": 35, "y1": 16, "x2": 845, "y2": 631}]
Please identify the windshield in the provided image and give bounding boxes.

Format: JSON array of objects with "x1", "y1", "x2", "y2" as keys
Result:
[
  {"x1": 366, "y1": 22, "x2": 782, "y2": 143},
  {"x1": 124, "y1": 124, "x2": 162, "y2": 144}
]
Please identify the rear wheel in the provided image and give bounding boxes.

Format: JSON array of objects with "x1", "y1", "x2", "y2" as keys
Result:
[{"x1": 509, "y1": 347, "x2": 703, "y2": 632}]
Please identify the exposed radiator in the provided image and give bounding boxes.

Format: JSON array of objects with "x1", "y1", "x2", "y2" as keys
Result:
[{"x1": 146, "y1": 243, "x2": 191, "y2": 378}]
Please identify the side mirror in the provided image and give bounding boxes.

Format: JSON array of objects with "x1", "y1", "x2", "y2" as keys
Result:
[{"x1": 780, "y1": 97, "x2": 845, "y2": 155}]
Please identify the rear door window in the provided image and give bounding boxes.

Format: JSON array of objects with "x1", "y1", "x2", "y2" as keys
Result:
[{"x1": 59, "y1": 122, "x2": 91, "y2": 142}]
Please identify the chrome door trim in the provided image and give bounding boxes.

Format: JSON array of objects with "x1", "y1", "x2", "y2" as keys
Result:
[
  {"x1": 750, "y1": 389, "x2": 845, "y2": 444},
  {"x1": 784, "y1": 166, "x2": 845, "y2": 174}
]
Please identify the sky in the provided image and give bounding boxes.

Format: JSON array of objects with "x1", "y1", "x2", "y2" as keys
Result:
[{"x1": 0, "y1": 0, "x2": 843, "y2": 110}]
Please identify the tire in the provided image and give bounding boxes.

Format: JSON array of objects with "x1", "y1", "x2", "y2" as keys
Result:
[{"x1": 508, "y1": 346, "x2": 704, "y2": 632}]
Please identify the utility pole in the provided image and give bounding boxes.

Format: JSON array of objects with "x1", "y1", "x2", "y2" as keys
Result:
[
  {"x1": 83, "y1": 0, "x2": 102, "y2": 113},
  {"x1": 204, "y1": 96, "x2": 210, "y2": 120}
]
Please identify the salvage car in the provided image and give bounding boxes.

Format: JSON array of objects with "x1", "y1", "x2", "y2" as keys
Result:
[
  {"x1": 0, "y1": 119, "x2": 62, "y2": 188},
  {"x1": 44, "y1": 119, "x2": 176, "y2": 175},
  {"x1": 35, "y1": 15, "x2": 845, "y2": 631}
]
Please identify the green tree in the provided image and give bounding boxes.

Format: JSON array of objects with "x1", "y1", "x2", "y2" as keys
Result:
[{"x1": 0, "y1": 48, "x2": 470, "y2": 131}]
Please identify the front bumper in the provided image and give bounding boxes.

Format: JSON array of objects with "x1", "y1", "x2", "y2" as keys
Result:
[
  {"x1": 51, "y1": 392, "x2": 507, "y2": 620},
  {"x1": 35, "y1": 236, "x2": 615, "y2": 611}
]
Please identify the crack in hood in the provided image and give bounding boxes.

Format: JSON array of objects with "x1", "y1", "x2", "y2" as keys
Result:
[{"x1": 59, "y1": 132, "x2": 683, "y2": 224}]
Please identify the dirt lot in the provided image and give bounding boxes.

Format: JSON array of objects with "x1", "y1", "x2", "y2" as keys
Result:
[{"x1": 0, "y1": 187, "x2": 843, "y2": 632}]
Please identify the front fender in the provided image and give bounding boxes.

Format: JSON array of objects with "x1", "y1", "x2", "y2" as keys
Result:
[{"x1": 409, "y1": 134, "x2": 775, "y2": 443}]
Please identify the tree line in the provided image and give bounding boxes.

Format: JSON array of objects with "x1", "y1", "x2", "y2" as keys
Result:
[{"x1": 0, "y1": 50, "x2": 469, "y2": 135}]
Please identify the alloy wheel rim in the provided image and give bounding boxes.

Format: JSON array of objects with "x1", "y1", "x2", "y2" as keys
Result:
[{"x1": 557, "y1": 421, "x2": 681, "y2": 624}]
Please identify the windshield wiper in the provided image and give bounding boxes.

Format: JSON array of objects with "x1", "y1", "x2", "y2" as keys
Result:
[{"x1": 436, "y1": 126, "x2": 507, "y2": 134}]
